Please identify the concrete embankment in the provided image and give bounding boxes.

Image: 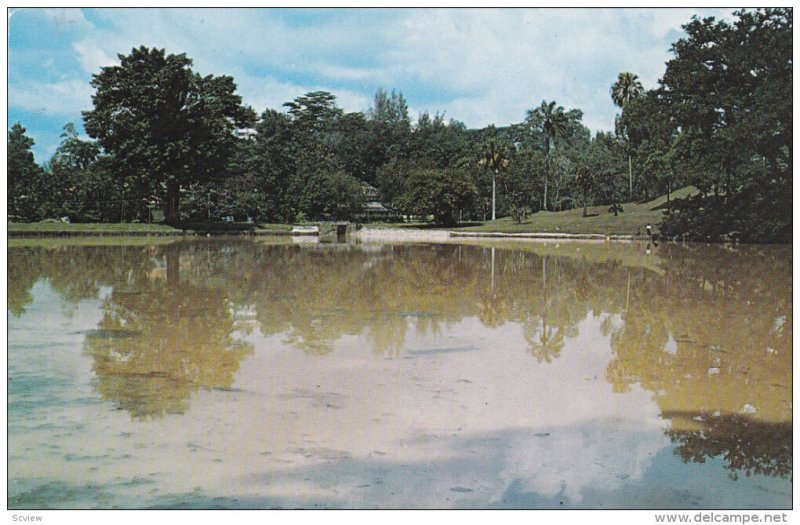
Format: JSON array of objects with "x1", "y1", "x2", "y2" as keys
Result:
[
  {"x1": 9, "y1": 224, "x2": 644, "y2": 242},
  {"x1": 353, "y1": 228, "x2": 451, "y2": 243},
  {"x1": 449, "y1": 231, "x2": 637, "y2": 241},
  {"x1": 355, "y1": 228, "x2": 639, "y2": 243}
]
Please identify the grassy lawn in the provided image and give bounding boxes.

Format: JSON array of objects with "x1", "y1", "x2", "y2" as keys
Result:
[
  {"x1": 7, "y1": 222, "x2": 182, "y2": 233},
  {"x1": 460, "y1": 187, "x2": 696, "y2": 236},
  {"x1": 7, "y1": 221, "x2": 295, "y2": 234}
]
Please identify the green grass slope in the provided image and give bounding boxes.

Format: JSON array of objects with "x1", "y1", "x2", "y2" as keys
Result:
[{"x1": 461, "y1": 187, "x2": 697, "y2": 236}]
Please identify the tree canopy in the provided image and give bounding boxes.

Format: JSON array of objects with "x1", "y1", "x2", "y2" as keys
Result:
[
  {"x1": 82, "y1": 46, "x2": 255, "y2": 225},
  {"x1": 8, "y1": 8, "x2": 792, "y2": 242},
  {"x1": 8, "y1": 123, "x2": 46, "y2": 221}
]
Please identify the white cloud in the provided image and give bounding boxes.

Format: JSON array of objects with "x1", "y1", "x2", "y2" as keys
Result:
[
  {"x1": 314, "y1": 63, "x2": 377, "y2": 83},
  {"x1": 359, "y1": 8, "x2": 734, "y2": 131},
  {"x1": 331, "y1": 89, "x2": 372, "y2": 114},
  {"x1": 10, "y1": 6, "x2": 739, "y2": 150},
  {"x1": 231, "y1": 75, "x2": 307, "y2": 114},
  {"x1": 226, "y1": 71, "x2": 371, "y2": 116},
  {"x1": 73, "y1": 39, "x2": 117, "y2": 74},
  {"x1": 494, "y1": 417, "x2": 668, "y2": 505},
  {"x1": 43, "y1": 8, "x2": 91, "y2": 29},
  {"x1": 9, "y1": 78, "x2": 94, "y2": 116}
]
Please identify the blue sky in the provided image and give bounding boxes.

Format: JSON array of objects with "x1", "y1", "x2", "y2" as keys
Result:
[{"x1": 8, "y1": 7, "x2": 734, "y2": 163}]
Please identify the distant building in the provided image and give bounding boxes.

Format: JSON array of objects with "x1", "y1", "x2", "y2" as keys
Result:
[
  {"x1": 361, "y1": 182, "x2": 391, "y2": 221},
  {"x1": 233, "y1": 128, "x2": 258, "y2": 141}
]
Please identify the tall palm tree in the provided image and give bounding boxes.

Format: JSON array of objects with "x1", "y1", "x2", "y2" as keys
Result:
[
  {"x1": 478, "y1": 136, "x2": 510, "y2": 221},
  {"x1": 527, "y1": 100, "x2": 569, "y2": 211},
  {"x1": 611, "y1": 72, "x2": 644, "y2": 199}
]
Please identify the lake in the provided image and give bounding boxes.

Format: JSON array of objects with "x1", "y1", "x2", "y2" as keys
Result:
[{"x1": 7, "y1": 236, "x2": 792, "y2": 509}]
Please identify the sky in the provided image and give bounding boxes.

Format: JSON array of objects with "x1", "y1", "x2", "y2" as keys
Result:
[{"x1": 7, "y1": 7, "x2": 735, "y2": 163}]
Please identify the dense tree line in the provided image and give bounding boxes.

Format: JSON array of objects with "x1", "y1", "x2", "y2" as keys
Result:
[
  {"x1": 618, "y1": 8, "x2": 792, "y2": 242},
  {"x1": 7, "y1": 8, "x2": 791, "y2": 241}
]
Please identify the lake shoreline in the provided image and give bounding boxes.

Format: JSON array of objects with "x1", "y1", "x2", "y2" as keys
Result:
[
  {"x1": 356, "y1": 227, "x2": 646, "y2": 243},
  {"x1": 7, "y1": 223, "x2": 761, "y2": 244},
  {"x1": 6, "y1": 226, "x2": 649, "y2": 242}
]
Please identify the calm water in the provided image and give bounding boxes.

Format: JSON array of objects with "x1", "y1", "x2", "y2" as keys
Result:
[{"x1": 7, "y1": 237, "x2": 791, "y2": 509}]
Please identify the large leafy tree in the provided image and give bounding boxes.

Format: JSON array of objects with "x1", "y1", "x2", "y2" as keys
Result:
[
  {"x1": 47, "y1": 123, "x2": 106, "y2": 221},
  {"x1": 659, "y1": 8, "x2": 792, "y2": 242},
  {"x1": 281, "y1": 91, "x2": 366, "y2": 220},
  {"x1": 618, "y1": 90, "x2": 681, "y2": 201},
  {"x1": 585, "y1": 131, "x2": 627, "y2": 209},
  {"x1": 8, "y1": 123, "x2": 47, "y2": 221},
  {"x1": 526, "y1": 101, "x2": 581, "y2": 211},
  {"x1": 398, "y1": 167, "x2": 477, "y2": 226},
  {"x1": 283, "y1": 91, "x2": 342, "y2": 150},
  {"x1": 409, "y1": 112, "x2": 471, "y2": 169},
  {"x1": 244, "y1": 108, "x2": 297, "y2": 222},
  {"x1": 611, "y1": 72, "x2": 644, "y2": 199},
  {"x1": 82, "y1": 46, "x2": 254, "y2": 225},
  {"x1": 366, "y1": 88, "x2": 412, "y2": 179}
]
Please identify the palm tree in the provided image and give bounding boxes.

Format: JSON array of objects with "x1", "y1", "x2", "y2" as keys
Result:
[
  {"x1": 527, "y1": 100, "x2": 569, "y2": 211},
  {"x1": 478, "y1": 136, "x2": 510, "y2": 221},
  {"x1": 611, "y1": 72, "x2": 644, "y2": 199}
]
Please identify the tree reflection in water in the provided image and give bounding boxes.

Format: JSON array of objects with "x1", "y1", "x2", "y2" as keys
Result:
[
  {"x1": 602, "y1": 244, "x2": 791, "y2": 480},
  {"x1": 83, "y1": 243, "x2": 254, "y2": 419},
  {"x1": 8, "y1": 239, "x2": 791, "y2": 476},
  {"x1": 664, "y1": 412, "x2": 792, "y2": 480}
]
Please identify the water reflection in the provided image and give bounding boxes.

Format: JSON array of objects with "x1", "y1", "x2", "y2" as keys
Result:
[
  {"x1": 664, "y1": 412, "x2": 791, "y2": 480},
  {"x1": 7, "y1": 238, "x2": 792, "y2": 494},
  {"x1": 83, "y1": 244, "x2": 254, "y2": 419}
]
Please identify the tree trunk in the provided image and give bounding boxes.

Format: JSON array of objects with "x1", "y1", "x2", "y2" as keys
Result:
[
  {"x1": 491, "y1": 170, "x2": 496, "y2": 221},
  {"x1": 164, "y1": 178, "x2": 180, "y2": 226},
  {"x1": 582, "y1": 188, "x2": 588, "y2": 217},
  {"x1": 554, "y1": 183, "x2": 560, "y2": 211},
  {"x1": 543, "y1": 141, "x2": 550, "y2": 211},
  {"x1": 628, "y1": 154, "x2": 633, "y2": 200},
  {"x1": 666, "y1": 178, "x2": 671, "y2": 214},
  {"x1": 543, "y1": 174, "x2": 548, "y2": 211}
]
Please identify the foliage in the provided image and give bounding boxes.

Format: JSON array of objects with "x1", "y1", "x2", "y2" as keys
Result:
[
  {"x1": 409, "y1": 112, "x2": 472, "y2": 169},
  {"x1": 366, "y1": 88, "x2": 412, "y2": 180},
  {"x1": 376, "y1": 157, "x2": 432, "y2": 215},
  {"x1": 611, "y1": 71, "x2": 645, "y2": 199},
  {"x1": 498, "y1": 148, "x2": 540, "y2": 222},
  {"x1": 82, "y1": 46, "x2": 254, "y2": 225},
  {"x1": 397, "y1": 168, "x2": 478, "y2": 226},
  {"x1": 575, "y1": 165, "x2": 594, "y2": 217},
  {"x1": 611, "y1": 72, "x2": 644, "y2": 109},
  {"x1": 10, "y1": 11, "x2": 792, "y2": 241},
  {"x1": 526, "y1": 101, "x2": 585, "y2": 211},
  {"x1": 8, "y1": 123, "x2": 48, "y2": 221},
  {"x1": 656, "y1": 8, "x2": 792, "y2": 242},
  {"x1": 45, "y1": 123, "x2": 122, "y2": 223},
  {"x1": 478, "y1": 132, "x2": 512, "y2": 220}
]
